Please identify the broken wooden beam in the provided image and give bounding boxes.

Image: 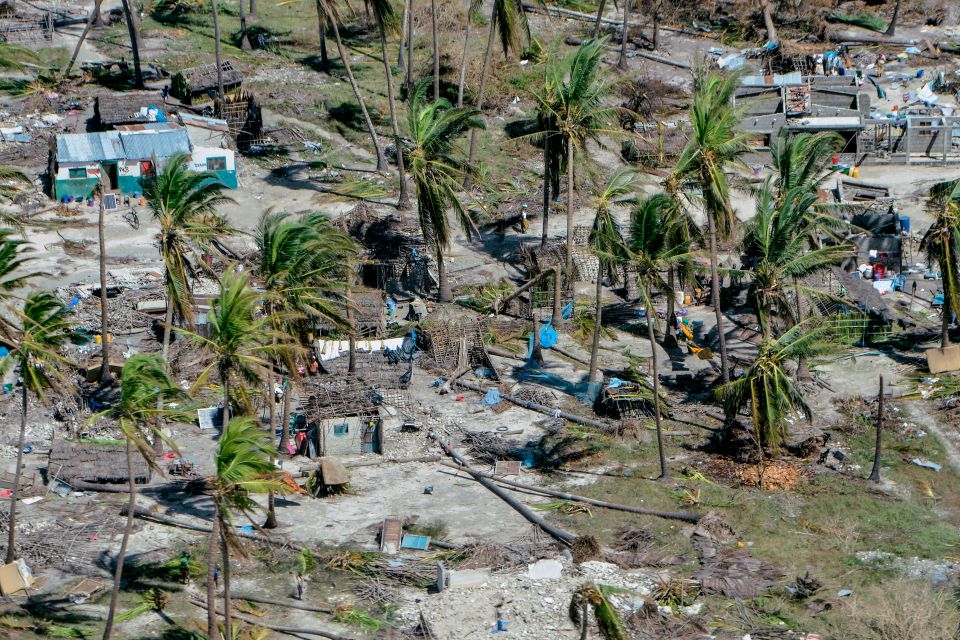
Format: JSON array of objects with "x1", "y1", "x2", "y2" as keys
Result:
[
  {"x1": 438, "y1": 461, "x2": 703, "y2": 524},
  {"x1": 430, "y1": 432, "x2": 577, "y2": 546},
  {"x1": 563, "y1": 35, "x2": 691, "y2": 69},
  {"x1": 494, "y1": 270, "x2": 554, "y2": 314},
  {"x1": 121, "y1": 505, "x2": 291, "y2": 548},
  {"x1": 230, "y1": 593, "x2": 333, "y2": 614}
]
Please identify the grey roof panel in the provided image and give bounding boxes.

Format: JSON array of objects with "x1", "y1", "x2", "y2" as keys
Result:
[
  {"x1": 119, "y1": 127, "x2": 191, "y2": 160},
  {"x1": 56, "y1": 132, "x2": 123, "y2": 163}
]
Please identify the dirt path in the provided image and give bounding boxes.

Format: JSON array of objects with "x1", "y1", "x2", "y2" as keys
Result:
[{"x1": 906, "y1": 400, "x2": 960, "y2": 471}]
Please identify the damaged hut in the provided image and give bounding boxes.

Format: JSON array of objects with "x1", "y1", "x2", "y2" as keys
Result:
[
  {"x1": 48, "y1": 441, "x2": 151, "y2": 492},
  {"x1": 94, "y1": 92, "x2": 168, "y2": 130},
  {"x1": 170, "y1": 61, "x2": 243, "y2": 105},
  {"x1": 302, "y1": 377, "x2": 385, "y2": 457}
]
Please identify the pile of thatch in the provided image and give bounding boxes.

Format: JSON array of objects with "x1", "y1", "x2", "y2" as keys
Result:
[{"x1": 48, "y1": 441, "x2": 151, "y2": 491}]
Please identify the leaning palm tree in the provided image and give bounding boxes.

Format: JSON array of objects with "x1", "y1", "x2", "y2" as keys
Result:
[
  {"x1": 668, "y1": 66, "x2": 748, "y2": 383},
  {"x1": 534, "y1": 40, "x2": 615, "y2": 277},
  {"x1": 587, "y1": 169, "x2": 633, "y2": 384},
  {"x1": 0, "y1": 293, "x2": 79, "y2": 564},
  {"x1": 0, "y1": 229, "x2": 37, "y2": 339},
  {"x1": 206, "y1": 417, "x2": 286, "y2": 640},
  {"x1": 99, "y1": 355, "x2": 188, "y2": 640},
  {"x1": 142, "y1": 153, "x2": 235, "y2": 366},
  {"x1": 254, "y1": 211, "x2": 355, "y2": 459},
  {"x1": 406, "y1": 81, "x2": 484, "y2": 302},
  {"x1": 120, "y1": 0, "x2": 145, "y2": 88},
  {"x1": 463, "y1": 0, "x2": 530, "y2": 180},
  {"x1": 717, "y1": 319, "x2": 834, "y2": 459},
  {"x1": 370, "y1": 0, "x2": 411, "y2": 209},
  {"x1": 922, "y1": 179, "x2": 960, "y2": 349},
  {"x1": 187, "y1": 268, "x2": 286, "y2": 422},
  {"x1": 630, "y1": 192, "x2": 697, "y2": 479},
  {"x1": 742, "y1": 183, "x2": 852, "y2": 340},
  {"x1": 769, "y1": 132, "x2": 842, "y2": 200},
  {"x1": 316, "y1": 0, "x2": 388, "y2": 171}
]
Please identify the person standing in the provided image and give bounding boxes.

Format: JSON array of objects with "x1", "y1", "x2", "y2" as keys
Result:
[{"x1": 295, "y1": 573, "x2": 304, "y2": 600}]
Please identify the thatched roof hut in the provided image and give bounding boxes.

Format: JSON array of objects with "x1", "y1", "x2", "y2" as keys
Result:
[
  {"x1": 171, "y1": 61, "x2": 242, "y2": 105},
  {"x1": 48, "y1": 441, "x2": 152, "y2": 491},
  {"x1": 94, "y1": 92, "x2": 166, "y2": 129}
]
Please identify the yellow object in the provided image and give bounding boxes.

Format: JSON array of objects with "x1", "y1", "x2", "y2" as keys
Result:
[
  {"x1": 680, "y1": 324, "x2": 694, "y2": 340},
  {"x1": 94, "y1": 335, "x2": 101, "y2": 345},
  {"x1": 851, "y1": 166, "x2": 859, "y2": 178},
  {"x1": 683, "y1": 294, "x2": 692, "y2": 305}
]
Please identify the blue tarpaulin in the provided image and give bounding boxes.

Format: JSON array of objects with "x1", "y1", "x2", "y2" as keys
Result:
[
  {"x1": 561, "y1": 301, "x2": 574, "y2": 319},
  {"x1": 482, "y1": 388, "x2": 501, "y2": 405},
  {"x1": 540, "y1": 320, "x2": 558, "y2": 349}
]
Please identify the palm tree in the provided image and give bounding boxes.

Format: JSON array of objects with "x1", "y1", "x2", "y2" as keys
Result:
[
  {"x1": 120, "y1": 0, "x2": 145, "y2": 88},
  {"x1": 206, "y1": 417, "x2": 286, "y2": 640},
  {"x1": 770, "y1": 132, "x2": 841, "y2": 200},
  {"x1": 630, "y1": 192, "x2": 698, "y2": 479},
  {"x1": 99, "y1": 355, "x2": 187, "y2": 640},
  {"x1": 922, "y1": 179, "x2": 960, "y2": 348},
  {"x1": 212, "y1": 0, "x2": 225, "y2": 99},
  {"x1": 0, "y1": 293, "x2": 79, "y2": 564},
  {"x1": 254, "y1": 211, "x2": 356, "y2": 459},
  {"x1": 884, "y1": 0, "x2": 901, "y2": 36},
  {"x1": 717, "y1": 319, "x2": 833, "y2": 459},
  {"x1": 0, "y1": 43, "x2": 39, "y2": 72},
  {"x1": 669, "y1": 66, "x2": 748, "y2": 383},
  {"x1": 314, "y1": 0, "x2": 331, "y2": 73},
  {"x1": 430, "y1": 0, "x2": 440, "y2": 98},
  {"x1": 96, "y1": 179, "x2": 112, "y2": 384},
  {"x1": 142, "y1": 153, "x2": 234, "y2": 366},
  {"x1": 742, "y1": 183, "x2": 852, "y2": 340},
  {"x1": 463, "y1": 0, "x2": 530, "y2": 180},
  {"x1": 617, "y1": 0, "x2": 631, "y2": 70},
  {"x1": 406, "y1": 81, "x2": 484, "y2": 302},
  {"x1": 317, "y1": 0, "x2": 388, "y2": 171},
  {"x1": 587, "y1": 169, "x2": 633, "y2": 384},
  {"x1": 370, "y1": 0, "x2": 411, "y2": 209},
  {"x1": 533, "y1": 40, "x2": 614, "y2": 277},
  {"x1": 238, "y1": 0, "x2": 251, "y2": 50},
  {"x1": 187, "y1": 268, "x2": 283, "y2": 422},
  {"x1": 456, "y1": 0, "x2": 483, "y2": 107},
  {"x1": 758, "y1": 0, "x2": 778, "y2": 43},
  {"x1": 0, "y1": 229, "x2": 37, "y2": 339}
]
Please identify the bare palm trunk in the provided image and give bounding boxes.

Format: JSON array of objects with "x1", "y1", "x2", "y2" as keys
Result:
[
  {"x1": 239, "y1": 0, "x2": 251, "y2": 50},
  {"x1": 398, "y1": 0, "x2": 407, "y2": 76},
  {"x1": 552, "y1": 266, "x2": 562, "y2": 325},
  {"x1": 456, "y1": 12, "x2": 471, "y2": 107},
  {"x1": 65, "y1": 0, "x2": 105, "y2": 78},
  {"x1": 102, "y1": 440, "x2": 137, "y2": 640},
  {"x1": 220, "y1": 533, "x2": 233, "y2": 640},
  {"x1": 868, "y1": 375, "x2": 883, "y2": 483},
  {"x1": 212, "y1": 0, "x2": 226, "y2": 100},
  {"x1": 437, "y1": 248, "x2": 452, "y2": 303},
  {"x1": 592, "y1": 0, "x2": 607, "y2": 38},
  {"x1": 249, "y1": 0, "x2": 255, "y2": 17},
  {"x1": 665, "y1": 267, "x2": 675, "y2": 324},
  {"x1": 652, "y1": 3, "x2": 661, "y2": 49},
  {"x1": 646, "y1": 299, "x2": 668, "y2": 478},
  {"x1": 531, "y1": 311, "x2": 543, "y2": 365},
  {"x1": 98, "y1": 193, "x2": 111, "y2": 383},
  {"x1": 588, "y1": 270, "x2": 603, "y2": 383},
  {"x1": 206, "y1": 508, "x2": 220, "y2": 640},
  {"x1": 326, "y1": 7, "x2": 388, "y2": 171},
  {"x1": 316, "y1": 1, "x2": 330, "y2": 74},
  {"x1": 346, "y1": 273, "x2": 357, "y2": 372},
  {"x1": 430, "y1": 0, "x2": 440, "y2": 99},
  {"x1": 565, "y1": 143, "x2": 575, "y2": 277},
  {"x1": 406, "y1": 0, "x2": 414, "y2": 93},
  {"x1": 120, "y1": 0, "x2": 144, "y2": 89},
  {"x1": 161, "y1": 299, "x2": 174, "y2": 363},
  {"x1": 617, "y1": 0, "x2": 629, "y2": 70},
  {"x1": 541, "y1": 144, "x2": 551, "y2": 248},
  {"x1": 759, "y1": 0, "x2": 778, "y2": 43},
  {"x1": 379, "y1": 23, "x2": 410, "y2": 210},
  {"x1": 464, "y1": 18, "x2": 498, "y2": 187},
  {"x1": 264, "y1": 491, "x2": 278, "y2": 528},
  {"x1": 708, "y1": 214, "x2": 729, "y2": 383},
  {"x1": 222, "y1": 374, "x2": 230, "y2": 424},
  {"x1": 943, "y1": 296, "x2": 951, "y2": 349},
  {"x1": 883, "y1": 0, "x2": 901, "y2": 36},
  {"x1": 5, "y1": 386, "x2": 27, "y2": 563},
  {"x1": 279, "y1": 379, "x2": 293, "y2": 453},
  {"x1": 794, "y1": 277, "x2": 810, "y2": 380}
]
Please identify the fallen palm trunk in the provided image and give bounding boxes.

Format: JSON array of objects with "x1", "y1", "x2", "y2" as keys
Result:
[
  {"x1": 344, "y1": 454, "x2": 442, "y2": 468},
  {"x1": 430, "y1": 432, "x2": 577, "y2": 546},
  {"x1": 522, "y1": 2, "x2": 704, "y2": 36},
  {"x1": 121, "y1": 505, "x2": 291, "y2": 548},
  {"x1": 563, "y1": 35, "x2": 691, "y2": 69},
  {"x1": 825, "y1": 30, "x2": 917, "y2": 45},
  {"x1": 453, "y1": 379, "x2": 615, "y2": 432},
  {"x1": 230, "y1": 593, "x2": 333, "y2": 614},
  {"x1": 438, "y1": 461, "x2": 703, "y2": 524},
  {"x1": 487, "y1": 345, "x2": 526, "y2": 361},
  {"x1": 189, "y1": 597, "x2": 354, "y2": 640},
  {"x1": 550, "y1": 345, "x2": 590, "y2": 366}
]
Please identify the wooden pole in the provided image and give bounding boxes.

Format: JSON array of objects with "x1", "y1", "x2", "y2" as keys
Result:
[{"x1": 868, "y1": 375, "x2": 883, "y2": 483}]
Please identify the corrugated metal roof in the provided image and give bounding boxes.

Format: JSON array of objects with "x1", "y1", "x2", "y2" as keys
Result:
[
  {"x1": 119, "y1": 127, "x2": 191, "y2": 159},
  {"x1": 56, "y1": 131, "x2": 123, "y2": 163},
  {"x1": 178, "y1": 112, "x2": 230, "y2": 132}
]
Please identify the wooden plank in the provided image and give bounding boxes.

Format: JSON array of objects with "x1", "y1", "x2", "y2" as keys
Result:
[{"x1": 380, "y1": 518, "x2": 402, "y2": 554}]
